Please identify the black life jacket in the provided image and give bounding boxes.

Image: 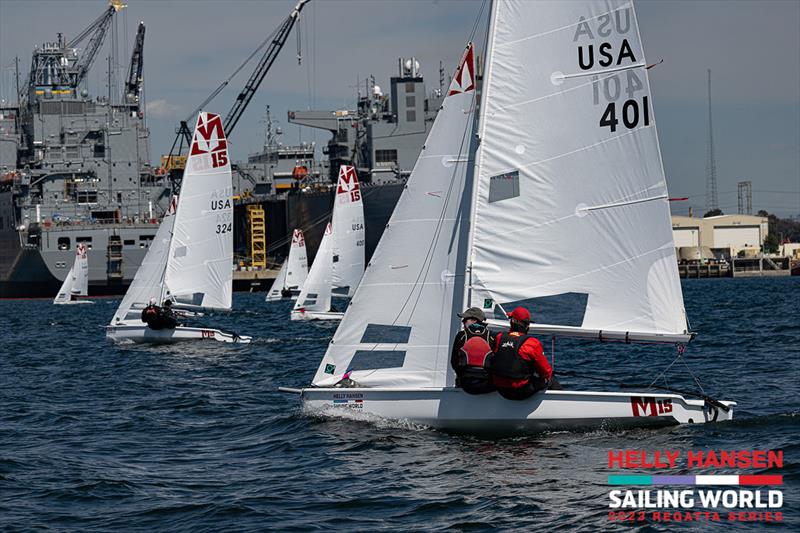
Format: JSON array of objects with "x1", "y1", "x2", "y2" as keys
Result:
[
  {"x1": 492, "y1": 332, "x2": 540, "y2": 382},
  {"x1": 142, "y1": 305, "x2": 159, "y2": 320}
]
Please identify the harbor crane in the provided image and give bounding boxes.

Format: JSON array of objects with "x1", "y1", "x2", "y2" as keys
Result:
[
  {"x1": 66, "y1": 0, "x2": 126, "y2": 88},
  {"x1": 124, "y1": 22, "x2": 146, "y2": 111},
  {"x1": 164, "y1": 0, "x2": 309, "y2": 190}
]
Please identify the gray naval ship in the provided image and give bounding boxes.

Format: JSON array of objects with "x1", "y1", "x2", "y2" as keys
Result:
[{"x1": 0, "y1": 1, "x2": 446, "y2": 297}]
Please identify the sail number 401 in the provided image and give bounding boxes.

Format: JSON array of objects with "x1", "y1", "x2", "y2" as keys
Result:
[
  {"x1": 216, "y1": 223, "x2": 232, "y2": 234},
  {"x1": 600, "y1": 96, "x2": 649, "y2": 132}
]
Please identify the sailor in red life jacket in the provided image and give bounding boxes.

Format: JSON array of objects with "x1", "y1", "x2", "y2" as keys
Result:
[
  {"x1": 491, "y1": 306, "x2": 560, "y2": 400},
  {"x1": 450, "y1": 307, "x2": 496, "y2": 395}
]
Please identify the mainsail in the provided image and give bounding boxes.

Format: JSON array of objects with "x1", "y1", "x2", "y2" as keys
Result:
[
  {"x1": 165, "y1": 112, "x2": 233, "y2": 311},
  {"x1": 294, "y1": 222, "x2": 334, "y2": 314},
  {"x1": 468, "y1": 0, "x2": 688, "y2": 340},
  {"x1": 54, "y1": 243, "x2": 89, "y2": 303},
  {"x1": 285, "y1": 229, "x2": 309, "y2": 291},
  {"x1": 265, "y1": 259, "x2": 289, "y2": 302},
  {"x1": 312, "y1": 43, "x2": 478, "y2": 387},
  {"x1": 111, "y1": 198, "x2": 176, "y2": 324},
  {"x1": 330, "y1": 165, "x2": 365, "y2": 296}
]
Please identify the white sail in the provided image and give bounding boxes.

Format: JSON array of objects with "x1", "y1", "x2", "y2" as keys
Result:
[
  {"x1": 265, "y1": 259, "x2": 289, "y2": 302},
  {"x1": 294, "y1": 222, "x2": 334, "y2": 314},
  {"x1": 285, "y1": 229, "x2": 309, "y2": 291},
  {"x1": 54, "y1": 243, "x2": 89, "y2": 304},
  {"x1": 312, "y1": 44, "x2": 478, "y2": 388},
  {"x1": 331, "y1": 165, "x2": 365, "y2": 296},
  {"x1": 111, "y1": 199, "x2": 177, "y2": 324},
  {"x1": 468, "y1": 0, "x2": 687, "y2": 339},
  {"x1": 165, "y1": 112, "x2": 233, "y2": 311}
]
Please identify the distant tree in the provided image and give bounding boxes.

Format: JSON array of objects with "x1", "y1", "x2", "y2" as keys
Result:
[
  {"x1": 762, "y1": 234, "x2": 780, "y2": 254},
  {"x1": 757, "y1": 209, "x2": 769, "y2": 217},
  {"x1": 703, "y1": 208, "x2": 723, "y2": 217}
]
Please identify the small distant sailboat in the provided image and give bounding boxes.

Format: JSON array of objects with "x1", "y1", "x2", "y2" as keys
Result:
[
  {"x1": 265, "y1": 229, "x2": 308, "y2": 302},
  {"x1": 53, "y1": 243, "x2": 93, "y2": 305},
  {"x1": 106, "y1": 111, "x2": 251, "y2": 344},
  {"x1": 291, "y1": 165, "x2": 364, "y2": 321},
  {"x1": 284, "y1": 1, "x2": 734, "y2": 432}
]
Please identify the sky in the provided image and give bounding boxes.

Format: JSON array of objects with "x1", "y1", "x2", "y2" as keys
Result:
[{"x1": 1, "y1": 0, "x2": 798, "y2": 217}]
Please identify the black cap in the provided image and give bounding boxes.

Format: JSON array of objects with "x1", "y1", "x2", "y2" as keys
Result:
[{"x1": 457, "y1": 307, "x2": 486, "y2": 322}]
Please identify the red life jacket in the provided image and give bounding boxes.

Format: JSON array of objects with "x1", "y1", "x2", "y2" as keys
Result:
[{"x1": 459, "y1": 336, "x2": 493, "y2": 370}]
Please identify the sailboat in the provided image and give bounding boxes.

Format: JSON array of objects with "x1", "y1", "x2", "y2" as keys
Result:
[
  {"x1": 265, "y1": 229, "x2": 308, "y2": 302},
  {"x1": 291, "y1": 165, "x2": 365, "y2": 320},
  {"x1": 53, "y1": 243, "x2": 93, "y2": 305},
  {"x1": 282, "y1": 1, "x2": 734, "y2": 431},
  {"x1": 106, "y1": 112, "x2": 251, "y2": 344},
  {"x1": 291, "y1": 223, "x2": 337, "y2": 320}
]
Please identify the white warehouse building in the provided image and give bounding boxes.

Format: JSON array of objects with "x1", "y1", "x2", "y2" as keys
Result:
[{"x1": 671, "y1": 215, "x2": 768, "y2": 253}]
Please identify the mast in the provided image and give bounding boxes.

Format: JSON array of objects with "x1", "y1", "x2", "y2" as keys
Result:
[
  {"x1": 463, "y1": 0, "x2": 497, "y2": 312},
  {"x1": 705, "y1": 68, "x2": 718, "y2": 212}
]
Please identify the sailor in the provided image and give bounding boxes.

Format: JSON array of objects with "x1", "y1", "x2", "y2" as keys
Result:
[
  {"x1": 450, "y1": 307, "x2": 496, "y2": 394},
  {"x1": 158, "y1": 299, "x2": 179, "y2": 329},
  {"x1": 491, "y1": 306, "x2": 559, "y2": 400},
  {"x1": 141, "y1": 298, "x2": 161, "y2": 329}
]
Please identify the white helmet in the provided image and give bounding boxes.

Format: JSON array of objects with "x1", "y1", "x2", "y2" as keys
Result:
[{"x1": 149, "y1": 297, "x2": 157, "y2": 305}]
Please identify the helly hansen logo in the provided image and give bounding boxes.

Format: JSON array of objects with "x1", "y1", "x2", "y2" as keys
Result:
[
  {"x1": 190, "y1": 112, "x2": 228, "y2": 168},
  {"x1": 501, "y1": 341, "x2": 514, "y2": 348}
]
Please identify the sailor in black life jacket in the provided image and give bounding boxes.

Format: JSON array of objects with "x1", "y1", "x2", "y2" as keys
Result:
[
  {"x1": 140, "y1": 298, "x2": 179, "y2": 330},
  {"x1": 450, "y1": 307, "x2": 496, "y2": 395},
  {"x1": 491, "y1": 306, "x2": 561, "y2": 400}
]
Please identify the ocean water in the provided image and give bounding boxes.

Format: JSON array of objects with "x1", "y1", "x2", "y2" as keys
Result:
[{"x1": 1, "y1": 277, "x2": 798, "y2": 531}]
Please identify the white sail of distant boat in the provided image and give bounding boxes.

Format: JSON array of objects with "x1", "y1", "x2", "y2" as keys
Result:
[
  {"x1": 107, "y1": 112, "x2": 251, "y2": 344},
  {"x1": 331, "y1": 165, "x2": 365, "y2": 297},
  {"x1": 265, "y1": 229, "x2": 308, "y2": 302},
  {"x1": 53, "y1": 243, "x2": 92, "y2": 305},
  {"x1": 265, "y1": 260, "x2": 289, "y2": 302},
  {"x1": 291, "y1": 222, "x2": 340, "y2": 320},
  {"x1": 286, "y1": 2, "x2": 734, "y2": 432}
]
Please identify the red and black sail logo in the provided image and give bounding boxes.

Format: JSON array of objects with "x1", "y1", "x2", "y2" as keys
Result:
[
  {"x1": 190, "y1": 112, "x2": 228, "y2": 168},
  {"x1": 337, "y1": 165, "x2": 360, "y2": 202},
  {"x1": 292, "y1": 229, "x2": 305, "y2": 247},
  {"x1": 448, "y1": 42, "x2": 475, "y2": 96}
]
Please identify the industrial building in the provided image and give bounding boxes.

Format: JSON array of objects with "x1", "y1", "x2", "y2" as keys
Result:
[{"x1": 672, "y1": 215, "x2": 768, "y2": 254}]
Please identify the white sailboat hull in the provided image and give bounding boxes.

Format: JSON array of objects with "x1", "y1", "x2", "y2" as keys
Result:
[
  {"x1": 54, "y1": 299, "x2": 94, "y2": 305},
  {"x1": 290, "y1": 309, "x2": 344, "y2": 321},
  {"x1": 106, "y1": 325, "x2": 251, "y2": 344},
  {"x1": 298, "y1": 388, "x2": 735, "y2": 433}
]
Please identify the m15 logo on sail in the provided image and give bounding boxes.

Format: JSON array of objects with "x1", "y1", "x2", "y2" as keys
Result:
[
  {"x1": 190, "y1": 112, "x2": 229, "y2": 169},
  {"x1": 631, "y1": 396, "x2": 673, "y2": 417},
  {"x1": 337, "y1": 165, "x2": 360, "y2": 203},
  {"x1": 573, "y1": 7, "x2": 649, "y2": 132}
]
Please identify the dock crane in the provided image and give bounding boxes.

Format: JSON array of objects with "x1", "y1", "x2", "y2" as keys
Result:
[
  {"x1": 66, "y1": 0, "x2": 126, "y2": 88},
  {"x1": 163, "y1": 0, "x2": 309, "y2": 190},
  {"x1": 125, "y1": 22, "x2": 146, "y2": 111}
]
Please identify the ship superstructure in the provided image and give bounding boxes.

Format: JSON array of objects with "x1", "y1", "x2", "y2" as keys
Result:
[{"x1": 1, "y1": 2, "x2": 169, "y2": 297}]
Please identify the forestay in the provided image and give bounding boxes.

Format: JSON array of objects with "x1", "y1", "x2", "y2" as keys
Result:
[
  {"x1": 468, "y1": 0, "x2": 688, "y2": 340},
  {"x1": 294, "y1": 223, "x2": 334, "y2": 314},
  {"x1": 330, "y1": 165, "x2": 365, "y2": 296},
  {"x1": 312, "y1": 43, "x2": 478, "y2": 388},
  {"x1": 265, "y1": 259, "x2": 289, "y2": 301},
  {"x1": 285, "y1": 229, "x2": 309, "y2": 291},
  {"x1": 165, "y1": 112, "x2": 233, "y2": 311},
  {"x1": 111, "y1": 199, "x2": 176, "y2": 324}
]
